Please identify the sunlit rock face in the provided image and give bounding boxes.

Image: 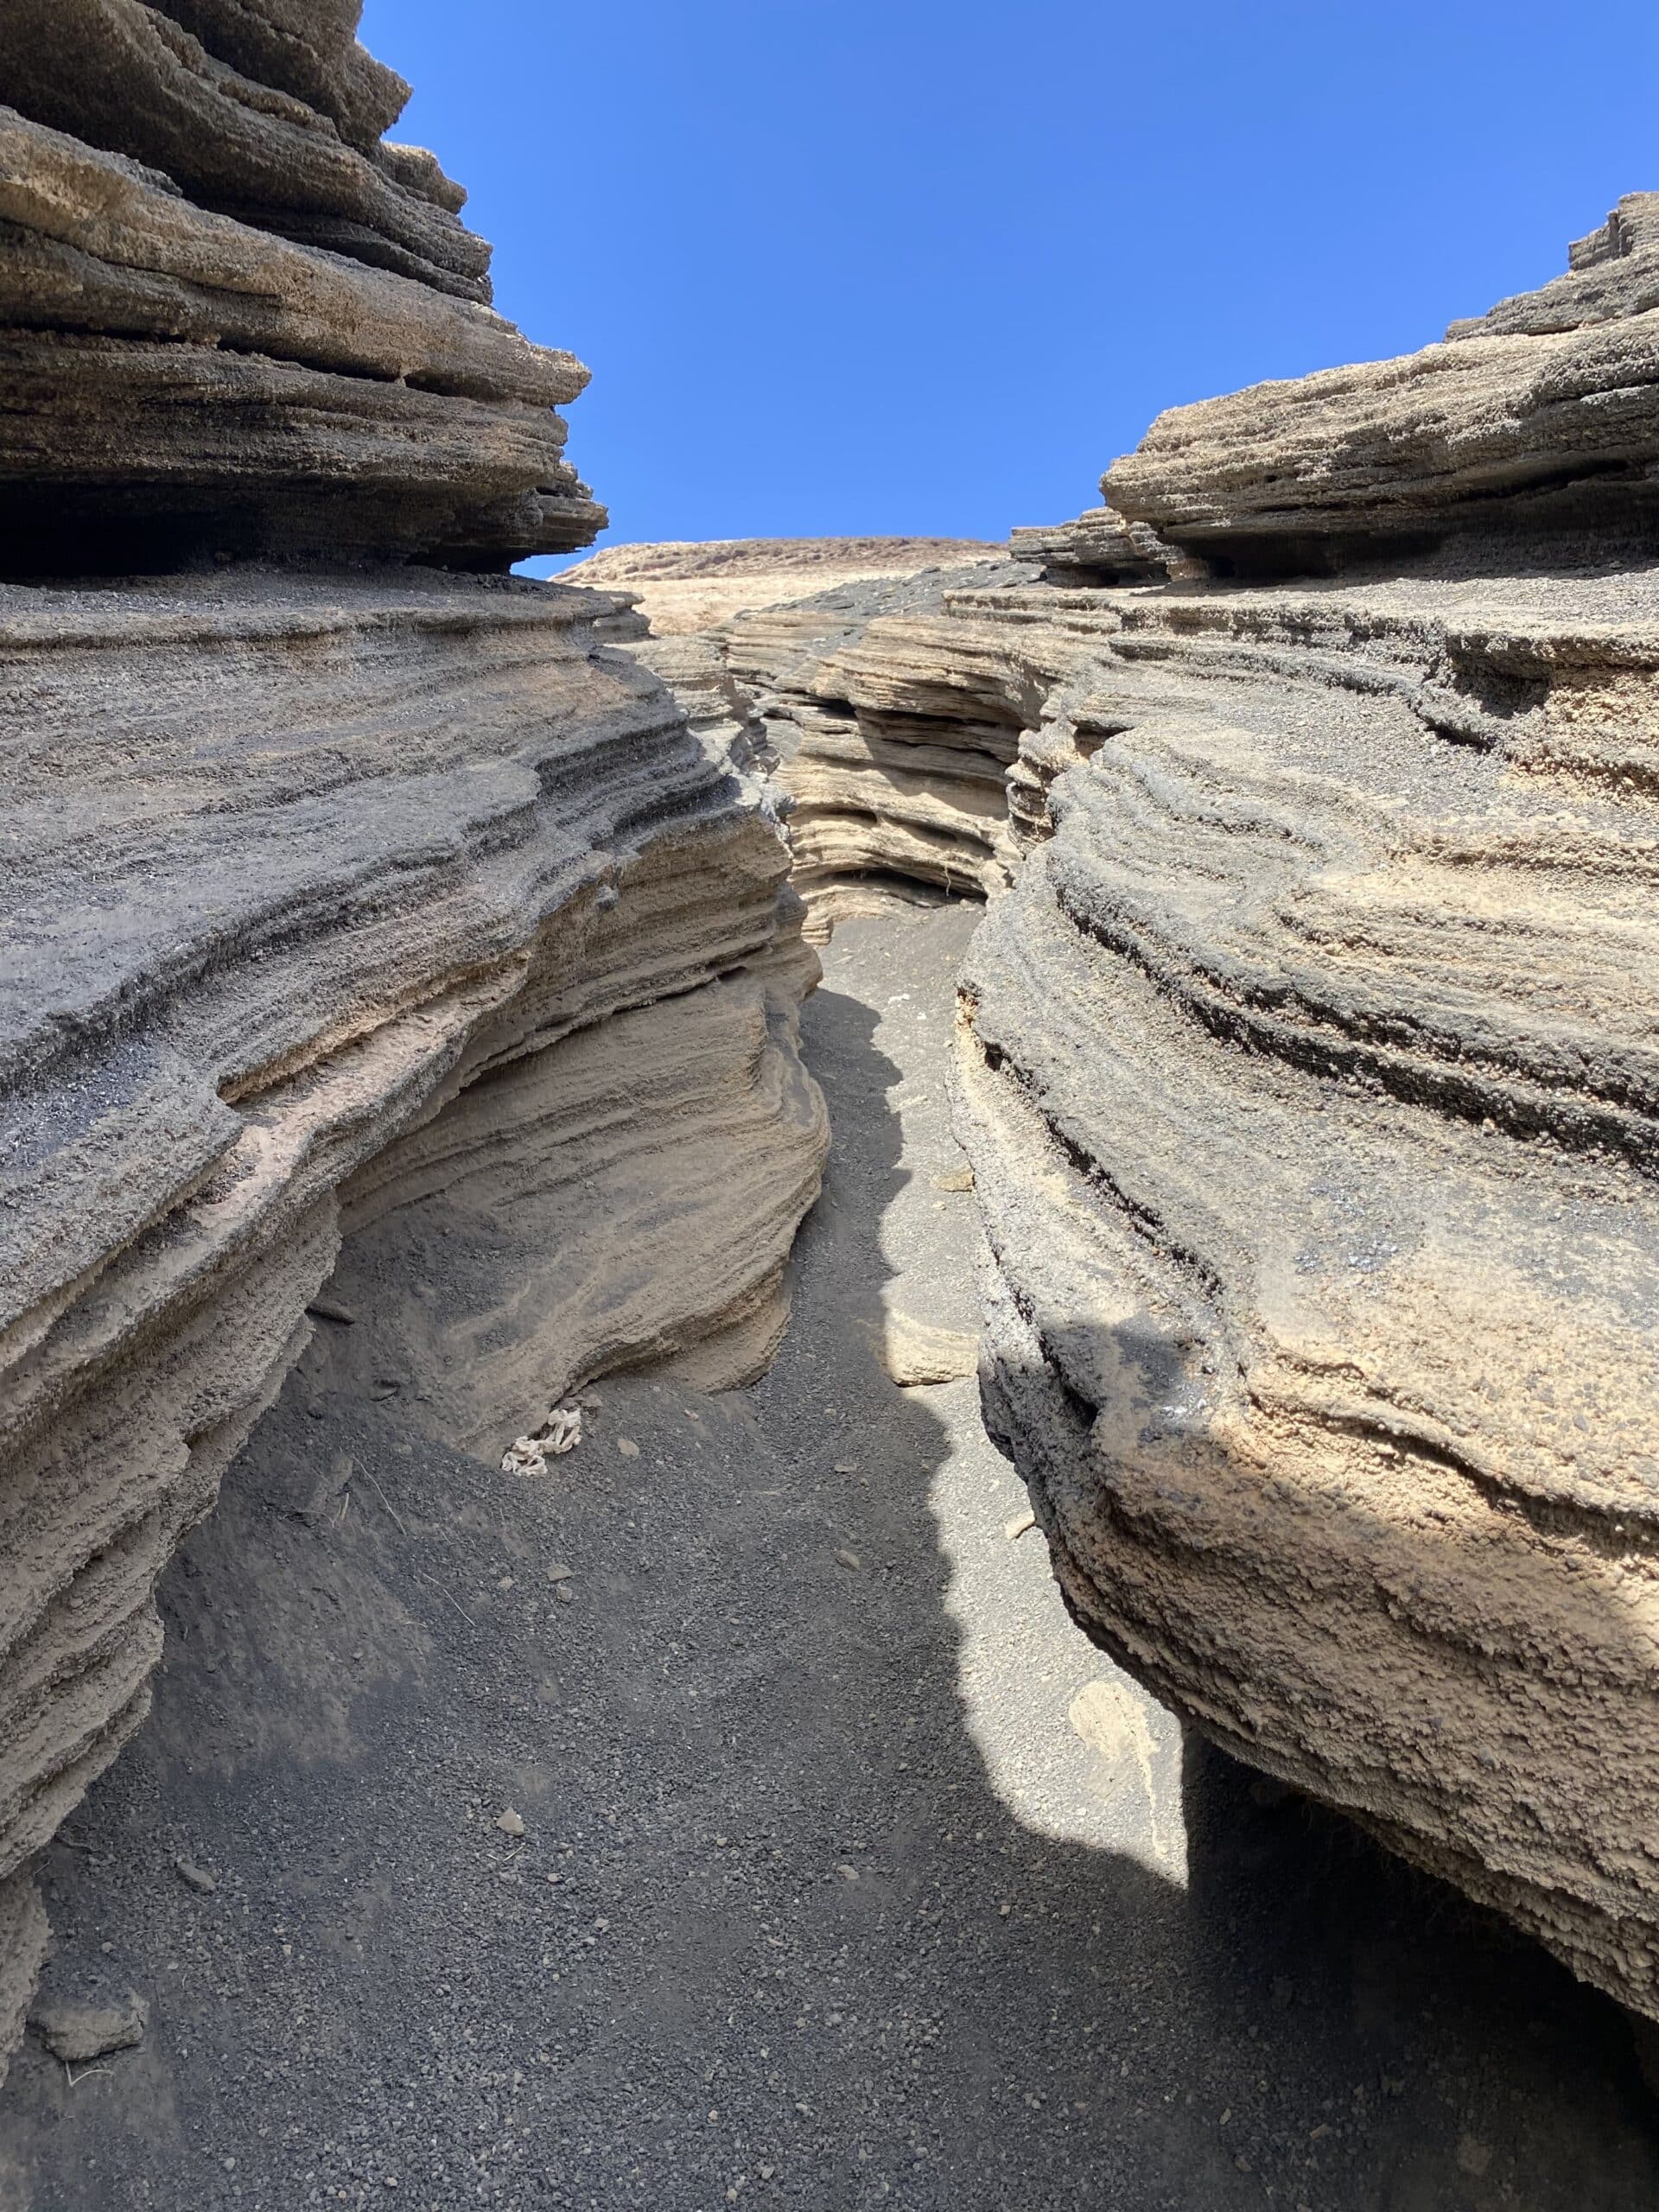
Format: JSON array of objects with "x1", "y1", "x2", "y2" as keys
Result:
[
  {"x1": 963, "y1": 201, "x2": 1659, "y2": 2024},
  {"x1": 559, "y1": 537, "x2": 1008, "y2": 637},
  {"x1": 1102, "y1": 193, "x2": 1659, "y2": 578},
  {"x1": 684, "y1": 201, "x2": 1659, "y2": 2021},
  {"x1": 575, "y1": 543, "x2": 1029, "y2": 943},
  {"x1": 0, "y1": 10, "x2": 825, "y2": 2075}
]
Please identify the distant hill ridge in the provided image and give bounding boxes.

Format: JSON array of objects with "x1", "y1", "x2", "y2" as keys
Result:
[{"x1": 560, "y1": 536, "x2": 1008, "y2": 632}]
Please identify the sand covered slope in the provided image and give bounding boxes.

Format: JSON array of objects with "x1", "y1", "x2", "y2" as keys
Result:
[{"x1": 561, "y1": 536, "x2": 1007, "y2": 636}]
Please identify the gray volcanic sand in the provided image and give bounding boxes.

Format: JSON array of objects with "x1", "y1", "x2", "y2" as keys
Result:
[{"x1": 3, "y1": 904, "x2": 1656, "y2": 2210}]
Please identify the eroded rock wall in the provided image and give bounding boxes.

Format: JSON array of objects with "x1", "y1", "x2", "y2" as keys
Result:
[
  {"x1": 672, "y1": 206, "x2": 1659, "y2": 2022},
  {"x1": 715, "y1": 560, "x2": 1033, "y2": 936},
  {"x1": 566, "y1": 540, "x2": 1031, "y2": 940},
  {"x1": 0, "y1": 14, "x2": 825, "y2": 2076},
  {"x1": 0, "y1": 16, "x2": 601, "y2": 569}
]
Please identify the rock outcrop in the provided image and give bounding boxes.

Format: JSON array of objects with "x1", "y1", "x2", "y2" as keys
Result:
[
  {"x1": 1103, "y1": 193, "x2": 1659, "y2": 576},
  {"x1": 955, "y1": 549, "x2": 1659, "y2": 2022},
  {"x1": 0, "y1": 11, "x2": 825, "y2": 2078},
  {"x1": 0, "y1": 12, "x2": 602, "y2": 570},
  {"x1": 661, "y1": 203, "x2": 1659, "y2": 2024},
  {"x1": 956, "y1": 211, "x2": 1659, "y2": 2023},
  {"x1": 707, "y1": 558, "x2": 1028, "y2": 936}
]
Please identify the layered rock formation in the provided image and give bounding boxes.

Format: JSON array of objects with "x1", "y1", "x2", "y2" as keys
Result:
[
  {"x1": 0, "y1": 8, "x2": 603, "y2": 569},
  {"x1": 711, "y1": 557, "x2": 1031, "y2": 935},
  {"x1": 657, "y1": 202, "x2": 1659, "y2": 2023},
  {"x1": 956, "y1": 552, "x2": 1659, "y2": 2020},
  {"x1": 0, "y1": 12, "x2": 825, "y2": 2078},
  {"x1": 957, "y1": 212, "x2": 1659, "y2": 2022},
  {"x1": 558, "y1": 536, "x2": 1007, "y2": 636},
  {"x1": 1103, "y1": 193, "x2": 1659, "y2": 576}
]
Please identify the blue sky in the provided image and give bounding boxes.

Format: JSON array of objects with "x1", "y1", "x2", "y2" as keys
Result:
[{"x1": 360, "y1": 0, "x2": 1659, "y2": 563}]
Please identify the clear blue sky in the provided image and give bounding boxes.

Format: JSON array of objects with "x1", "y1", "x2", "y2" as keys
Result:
[{"x1": 360, "y1": 0, "x2": 1658, "y2": 564}]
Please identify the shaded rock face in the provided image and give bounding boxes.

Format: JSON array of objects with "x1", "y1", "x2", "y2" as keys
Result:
[
  {"x1": 0, "y1": 16, "x2": 826, "y2": 2079},
  {"x1": 0, "y1": 9, "x2": 602, "y2": 569}
]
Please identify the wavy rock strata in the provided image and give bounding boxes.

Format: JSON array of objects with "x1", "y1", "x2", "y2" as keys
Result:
[
  {"x1": 0, "y1": 10, "x2": 602, "y2": 569},
  {"x1": 1103, "y1": 193, "x2": 1659, "y2": 575},
  {"x1": 957, "y1": 211, "x2": 1659, "y2": 2023},
  {"x1": 677, "y1": 205, "x2": 1659, "y2": 2022},
  {"x1": 714, "y1": 557, "x2": 1030, "y2": 935},
  {"x1": 0, "y1": 10, "x2": 825, "y2": 2080}
]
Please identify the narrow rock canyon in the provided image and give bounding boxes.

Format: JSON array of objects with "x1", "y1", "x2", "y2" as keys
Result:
[{"x1": 3, "y1": 7, "x2": 1659, "y2": 2205}]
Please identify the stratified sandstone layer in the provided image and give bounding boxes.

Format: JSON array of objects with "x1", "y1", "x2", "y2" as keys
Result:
[
  {"x1": 0, "y1": 571, "x2": 827, "y2": 2075},
  {"x1": 1103, "y1": 193, "x2": 1659, "y2": 576},
  {"x1": 560, "y1": 537, "x2": 1007, "y2": 636},
  {"x1": 1007, "y1": 506, "x2": 1179, "y2": 585},
  {"x1": 954, "y1": 557, "x2": 1659, "y2": 2019},
  {"x1": 958, "y1": 211, "x2": 1659, "y2": 2023},
  {"x1": 714, "y1": 559, "x2": 1032, "y2": 936},
  {"x1": 0, "y1": 12, "x2": 601, "y2": 567},
  {"x1": 0, "y1": 10, "x2": 826, "y2": 2079}
]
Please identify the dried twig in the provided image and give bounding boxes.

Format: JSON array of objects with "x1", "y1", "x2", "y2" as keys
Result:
[
  {"x1": 414, "y1": 1569, "x2": 476, "y2": 1629},
  {"x1": 359, "y1": 1469, "x2": 409, "y2": 1538}
]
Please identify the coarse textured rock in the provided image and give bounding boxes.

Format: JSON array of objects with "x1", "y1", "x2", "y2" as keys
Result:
[
  {"x1": 872, "y1": 1309, "x2": 980, "y2": 1389},
  {"x1": 671, "y1": 205, "x2": 1659, "y2": 2024},
  {"x1": 0, "y1": 1884, "x2": 50, "y2": 2083},
  {"x1": 954, "y1": 557, "x2": 1659, "y2": 2024},
  {"x1": 946, "y1": 211, "x2": 1659, "y2": 2025},
  {"x1": 1007, "y1": 506, "x2": 1182, "y2": 585},
  {"x1": 0, "y1": 16, "x2": 603, "y2": 568},
  {"x1": 559, "y1": 537, "x2": 1007, "y2": 637},
  {"x1": 0, "y1": 0, "x2": 482, "y2": 295},
  {"x1": 707, "y1": 560, "x2": 1033, "y2": 937},
  {"x1": 0, "y1": 16, "x2": 824, "y2": 2084},
  {"x1": 1103, "y1": 193, "x2": 1659, "y2": 575},
  {"x1": 29, "y1": 1991, "x2": 148, "y2": 2064}
]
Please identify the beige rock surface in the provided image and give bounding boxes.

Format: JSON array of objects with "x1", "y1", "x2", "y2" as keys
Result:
[
  {"x1": 0, "y1": 0, "x2": 484, "y2": 296},
  {"x1": 560, "y1": 537, "x2": 1007, "y2": 635},
  {"x1": 1103, "y1": 194, "x2": 1659, "y2": 575},
  {"x1": 658, "y1": 205, "x2": 1659, "y2": 2024},
  {"x1": 0, "y1": 9, "x2": 825, "y2": 2082}
]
